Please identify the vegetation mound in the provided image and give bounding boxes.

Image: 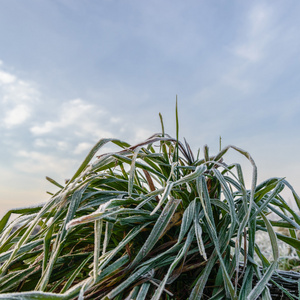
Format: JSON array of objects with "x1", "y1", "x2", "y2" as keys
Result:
[{"x1": 0, "y1": 114, "x2": 299, "y2": 299}]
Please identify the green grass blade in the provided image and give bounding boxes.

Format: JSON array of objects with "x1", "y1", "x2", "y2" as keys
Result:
[
  {"x1": 247, "y1": 213, "x2": 279, "y2": 300},
  {"x1": 189, "y1": 250, "x2": 218, "y2": 299},
  {"x1": 0, "y1": 291, "x2": 66, "y2": 299},
  {"x1": 136, "y1": 282, "x2": 150, "y2": 300},
  {"x1": 61, "y1": 254, "x2": 93, "y2": 293},
  {"x1": 128, "y1": 146, "x2": 141, "y2": 197},
  {"x1": 93, "y1": 219, "x2": 103, "y2": 282},
  {"x1": 66, "y1": 138, "x2": 130, "y2": 186},
  {"x1": 151, "y1": 226, "x2": 195, "y2": 300},
  {"x1": 194, "y1": 216, "x2": 207, "y2": 260},
  {"x1": 131, "y1": 197, "x2": 181, "y2": 267},
  {"x1": 46, "y1": 176, "x2": 64, "y2": 189},
  {"x1": 105, "y1": 265, "x2": 151, "y2": 299}
]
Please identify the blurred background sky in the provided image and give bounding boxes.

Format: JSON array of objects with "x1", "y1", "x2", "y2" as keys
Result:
[{"x1": 1, "y1": 0, "x2": 300, "y2": 216}]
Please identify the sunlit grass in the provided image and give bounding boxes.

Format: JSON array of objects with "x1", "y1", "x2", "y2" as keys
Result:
[{"x1": 0, "y1": 111, "x2": 299, "y2": 299}]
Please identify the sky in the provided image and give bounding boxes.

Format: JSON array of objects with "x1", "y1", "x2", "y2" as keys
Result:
[{"x1": 0, "y1": 0, "x2": 300, "y2": 216}]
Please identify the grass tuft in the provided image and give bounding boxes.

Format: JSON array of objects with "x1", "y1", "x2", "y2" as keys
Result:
[{"x1": 0, "y1": 114, "x2": 300, "y2": 299}]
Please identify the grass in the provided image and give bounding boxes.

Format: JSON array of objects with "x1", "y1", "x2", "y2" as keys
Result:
[{"x1": 0, "y1": 111, "x2": 300, "y2": 299}]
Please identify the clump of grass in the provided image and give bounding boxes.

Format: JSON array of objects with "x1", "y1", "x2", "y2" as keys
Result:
[{"x1": 0, "y1": 113, "x2": 300, "y2": 299}]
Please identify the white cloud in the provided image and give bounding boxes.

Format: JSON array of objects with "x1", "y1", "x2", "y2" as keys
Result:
[
  {"x1": 0, "y1": 70, "x2": 16, "y2": 84},
  {"x1": 15, "y1": 150, "x2": 77, "y2": 176},
  {"x1": 248, "y1": 4, "x2": 270, "y2": 36},
  {"x1": 235, "y1": 45, "x2": 263, "y2": 62},
  {"x1": 132, "y1": 128, "x2": 154, "y2": 143},
  {"x1": 34, "y1": 138, "x2": 70, "y2": 151},
  {"x1": 57, "y1": 141, "x2": 69, "y2": 151},
  {"x1": 3, "y1": 104, "x2": 31, "y2": 127},
  {"x1": 34, "y1": 138, "x2": 49, "y2": 147},
  {"x1": 74, "y1": 142, "x2": 93, "y2": 154},
  {"x1": 0, "y1": 62, "x2": 39, "y2": 128},
  {"x1": 31, "y1": 121, "x2": 55, "y2": 135},
  {"x1": 31, "y1": 98, "x2": 113, "y2": 139}
]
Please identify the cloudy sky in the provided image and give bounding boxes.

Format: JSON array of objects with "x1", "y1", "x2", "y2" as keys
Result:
[{"x1": 1, "y1": 0, "x2": 300, "y2": 215}]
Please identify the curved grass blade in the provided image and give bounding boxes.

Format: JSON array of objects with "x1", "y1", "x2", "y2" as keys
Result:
[
  {"x1": 0, "y1": 291, "x2": 66, "y2": 299},
  {"x1": 247, "y1": 213, "x2": 279, "y2": 300},
  {"x1": 66, "y1": 138, "x2": 130, "y2": 187},
  {"x1": 196, "y1": 175, "x2": 236, "y2": 299},
  {"x1": 151, "y1": 226, "x2": 195, "y2": 300},
  {"x1": 93, "y1": 219, "x2": 103, "y2": 282},
  {"x1": 128, "y1": 146, "x2": 142, "y2": 197},
  {"x1": 131, "y1": 197, "x2": 181, "y2": 267},
  {"x1": 189, "y1": 250, "x2": 218, "y2": 299},
  {"x1": 194, "y1": 217, "x2": 207, "y2": 260},
  {"x1": 0, "y1": 195, "x2": 59, "y2": 275},
  {"x1": 136, "y1": 282, "x2": 150, "y2": 300},
  {"x1": 104, "y1": 265, "x2": 151, "y2": 299},
  {"x1": 61, "y1": 254, "x2": 93, "y2": 293}
]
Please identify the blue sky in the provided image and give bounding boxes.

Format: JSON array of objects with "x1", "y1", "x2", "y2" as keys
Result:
[{"x1": 1, "y1": 0, "x2": 300, "y2": 215}]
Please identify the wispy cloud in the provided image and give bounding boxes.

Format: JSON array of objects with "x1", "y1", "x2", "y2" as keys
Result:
[
  {"x1": 30, "y1": 96, "x2": 156, "y2": 155},
  {"x1": 15, "y1": 150, "x2": 77, "y2": 176},
  {"x1": 3, "y1": 104, "x2": 32, "y2": 127},
  {"x1": 0, "y1": 69, "x2": 16, "y2": 84},
  {"x1": 30, "y1": 98, "x2": 112, "y2": 138},
  {"x1": 73, "y1": 142, "x2": 94, "y2": 155},
  {"x1": 233, "y1": 4, "x2": 273, "y2": 62},
  {"x1": 0, "y1": 62, "x2": 39, "y2": 128}
]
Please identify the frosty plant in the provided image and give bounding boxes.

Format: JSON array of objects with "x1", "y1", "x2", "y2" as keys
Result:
[{"x1": 0, "y1": 104, "x2": 299, "y2": 299}]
